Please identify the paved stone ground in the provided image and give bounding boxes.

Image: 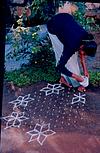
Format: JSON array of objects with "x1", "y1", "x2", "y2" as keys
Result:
[{"x1": 1, "y1": 81, "x2": 100, "y2": 153}]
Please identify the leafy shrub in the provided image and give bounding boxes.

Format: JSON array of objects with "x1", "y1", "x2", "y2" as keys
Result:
[
  {"x1": 30, "y1": 0, "x2": 55, "y2": 22},
  {"x1": 89, "y1": 71, "x2": 100, "y2": 87},
  {"x1": 5, "y1": 65, "x2": 60, "y2": 87},
  {"x1": 29, "y1": 37, "x2": 55, "y2": 69},
  {"x1": 73, "y1": 2, "x2": 100, "y2": 31},
  {"x1": 6, "y1": 23, "x2": 41, "y2": 61}
]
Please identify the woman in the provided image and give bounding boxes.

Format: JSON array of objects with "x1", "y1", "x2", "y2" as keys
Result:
[{"x1": 47, "y1": 2, "x2": 97, "y2": 92}]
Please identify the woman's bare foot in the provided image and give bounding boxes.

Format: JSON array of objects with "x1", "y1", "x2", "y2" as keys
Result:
[
  {"x1": 59, "y1": 76, "x2": 72, "y2": 88},
  {"x1": 78, "y1": 86, "x2": 86, "y2": 92}
]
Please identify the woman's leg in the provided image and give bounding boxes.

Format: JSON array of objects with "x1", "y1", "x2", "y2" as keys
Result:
[
  {"x1": 65, "y1": 52, "x2": 86, "y2": 92},
  {"x1": 59, "y1": 74, "x2": 72, "y2": 88}
]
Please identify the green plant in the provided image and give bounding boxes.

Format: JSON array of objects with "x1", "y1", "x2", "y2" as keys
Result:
[
  {"x1": 29, "y1": 37, "x2": 55, "y2": 68},
  {"x1": 5, "y1": 65, "x2": 60, "y2": 87},
  {"x1": 6, "y1": 22, "x2": 44, "y2": 61},
  {"x1": 5, "y1": 69, "x2": 31, "y2": 86},
  {"x1": 89, "y1": 71, "x2": 100, "y2": 87},
  {"x1": 30, "y1": 0, "x2": 50, "y2": 21},
  {"x1": 73, "y1": 2, "x2": 100, "y2": 31}
]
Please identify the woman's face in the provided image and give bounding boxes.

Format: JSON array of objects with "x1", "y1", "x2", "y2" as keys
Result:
[{"x1": 79, "y1": 46, "x2": 86, "y2": 57}]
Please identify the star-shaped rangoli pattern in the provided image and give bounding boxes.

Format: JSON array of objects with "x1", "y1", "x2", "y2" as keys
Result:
[
  {"x1": 27, "y1": 122, "x2": 56, "y2": 145},
  {"x1": 9, "y1": 94, "x2": 34, "y2": 110},
  {"x1": 71, "y1": 92, "x2": 86, "y2": 105},
  {"x1": 2, "y1": 112, "x2": 29, "y2": 129},
  {"x1": 40, "y1": 83, "x2": 64, "y2": 96}
]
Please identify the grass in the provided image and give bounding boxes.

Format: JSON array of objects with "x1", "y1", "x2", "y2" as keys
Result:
[{"x1": 5, "y1": 66, "x2": 100, "y2": 88}]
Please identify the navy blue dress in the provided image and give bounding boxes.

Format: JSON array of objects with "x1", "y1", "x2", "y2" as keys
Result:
[{"x1": 47, "y1": 13, "x2": 89, "y2": 77}]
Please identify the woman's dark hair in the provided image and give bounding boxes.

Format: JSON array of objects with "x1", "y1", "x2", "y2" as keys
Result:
[{"x1": 83, "y1": 41, "x2": 97, "y2": 57}]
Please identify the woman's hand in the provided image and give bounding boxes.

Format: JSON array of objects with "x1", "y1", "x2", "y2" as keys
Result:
[
  {"x1": 84, "y1": 70, "x2": 89, "y2": 78},
  {"x1": 72, "y1": 73, "x2": 84, "y2": 82}
]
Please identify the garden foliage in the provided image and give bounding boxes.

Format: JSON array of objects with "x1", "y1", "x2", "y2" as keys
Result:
[{"x1": 5, "y1": 1, "x2": 100, "y2": 86}]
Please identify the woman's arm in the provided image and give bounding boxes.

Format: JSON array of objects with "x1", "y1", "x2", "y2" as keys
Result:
[{"x1": 79, "y1": 50, "x2": 89, "y2": 78}]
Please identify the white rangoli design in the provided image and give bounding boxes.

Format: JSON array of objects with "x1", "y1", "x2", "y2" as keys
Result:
[
  {"x1": 40, "y1": 83, "x2": 64, "y2": 96},
  {"x1": 2, "y1": 112, "x2": 29, "y2": 129},
  {"x1": 9, "y1": 94, "x2": 34, "y2": 110},
  {"x1": 27, "y1": 122, "x2": 56, "y2": 145},
  {"x1": 71, "y1": 92, "x2": 86, "y2": 105}
]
